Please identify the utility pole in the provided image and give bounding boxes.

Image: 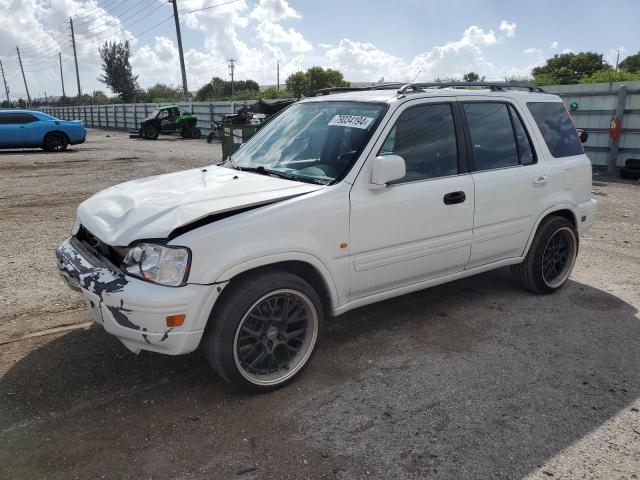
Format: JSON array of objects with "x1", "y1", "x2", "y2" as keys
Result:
[
  {"x1": 228, "y1": 58, "x2": 235, "y2": 97},
  {"x1": 0, "y1": 60, "x2": 10, "y2": 104},
  {"x1": 170, "y1": 0, "x2": 189, "y2": 97},
  {"x1": 16, "y1": 46, "x2": 31, "y2": 105},
  {"x1": 59, "y1": 52, "x2": 66, "y2": 97},
  {"x1": 615, "y1": 50, "x2": 620, "y2": 71},
  {"x1": 276, "y1": 60, "x2": 279, "y2": 90},
  {"x1": 69, "y1": 17, "x2": 81, "y2": 97}
]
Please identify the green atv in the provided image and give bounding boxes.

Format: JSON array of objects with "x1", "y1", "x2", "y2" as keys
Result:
[{"x1": 138, "y1": 105, "x2": 201, "y2": 140}]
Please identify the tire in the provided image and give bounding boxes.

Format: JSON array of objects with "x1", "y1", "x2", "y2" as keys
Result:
[
  {"x1": 625, "y1": 158, "x2": 640, "y2": 168},
  {"x1": 190, "y1": 127, "x2": 201, "y2": 139},
  {"x1": 42, "y1": 131, "x2": 69, "y2": 152},
  {"x1": 142, "y1": 125, "x2": 159, "y2": 140},
  {"x1": 511, "y1": 216, "x2": 578, "y2": 294},
  {"x1": 620, "y1": 166, "x2": 640, "y2": 180},
  {"x1": 203, "y1": 270, "x2": 324, "y2": 393},
  {"x1": 207, "y1": 132, "x2": 215, "y2": 144}
]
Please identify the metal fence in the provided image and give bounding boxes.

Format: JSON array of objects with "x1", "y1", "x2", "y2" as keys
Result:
[
  {"x1": 545, "y1": 81, "x2": 640, "y2": 171},
  {"x1": 37, "y1": 82, "x2": 640, "y2": 170},
  {"x1": 37, "y1": 100, "x2": 289, "y2": 135}
]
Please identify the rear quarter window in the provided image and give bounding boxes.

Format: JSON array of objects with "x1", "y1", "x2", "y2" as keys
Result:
[{"x1": 526, "y1": 102, "x2": 583, "y2": 158}]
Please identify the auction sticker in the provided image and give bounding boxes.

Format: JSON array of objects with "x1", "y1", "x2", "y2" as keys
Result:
[{"x1": 328, "y1": 114, "x2": 374, "y2": 129}]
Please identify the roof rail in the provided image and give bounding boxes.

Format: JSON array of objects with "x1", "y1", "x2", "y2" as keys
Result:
[
  {"x1": 307, "y1": 83, "x2": 408, "y2": 97},
  {"x1": 397, "y1": 82, "x2": 546, "y2": 94}
]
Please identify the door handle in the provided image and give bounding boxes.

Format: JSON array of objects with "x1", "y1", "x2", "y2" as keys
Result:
[
  {"x1": 533, "y1": 175, "x2": 548, "y2": 187},
  {"x1": 443, "y1": 191, "x2": 466, "y2": 205}
]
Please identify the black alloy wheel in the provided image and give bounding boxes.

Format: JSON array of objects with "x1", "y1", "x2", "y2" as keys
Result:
[
  {"x1": 203, "y1": 270, "x2": 323, "y2": 392},
  {"x1": 234, "y1": 290, "x2": 317, "y2": 384},
  {"x1": 541, "y1": 227, "x2": 576, "y2": 288},
  {"x1": 44, "y1": 132, "x2": 69, "y2": 152}
]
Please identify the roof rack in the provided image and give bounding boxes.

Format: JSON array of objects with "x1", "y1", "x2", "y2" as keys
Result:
[
  {"x1": 307, "y1": 83, "x2": 407, "y2": 97},
  {"x1": 397, "y1": 82, "x2": 546, "y2": 94}
]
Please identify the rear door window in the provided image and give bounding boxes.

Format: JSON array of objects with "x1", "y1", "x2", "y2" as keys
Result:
[
  {"x1": 509, "y1": 105, "x2": 536, "y2": 165},
  {"x1": 463, "y1": 103, "x2": 519, "y2": 171},
  {"x1": 526, "y1": 102, "x2": 582, "y2": 157}
]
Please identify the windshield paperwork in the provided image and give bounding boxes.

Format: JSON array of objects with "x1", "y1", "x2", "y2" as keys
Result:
[{"x1": 228, "y1": 101, "x2": 387, "y2": 184}]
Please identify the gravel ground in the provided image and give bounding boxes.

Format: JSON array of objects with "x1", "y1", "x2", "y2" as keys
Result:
[{"x1": 1, "y1": 129, "x2": 639, "y2": 479}]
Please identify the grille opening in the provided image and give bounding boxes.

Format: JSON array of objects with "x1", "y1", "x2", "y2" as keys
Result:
[{"x1": 75, "y1": 225, "x2": 126, "y2": 268}]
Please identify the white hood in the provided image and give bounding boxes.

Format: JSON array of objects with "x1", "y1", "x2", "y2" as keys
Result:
[{"x1": 77, "y1": 165, "x2": 323, "y2": 245}]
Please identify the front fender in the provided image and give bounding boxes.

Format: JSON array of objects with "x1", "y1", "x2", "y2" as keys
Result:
[{"x1": 213, "y1": 252, "x2": 340, "y2": 311}]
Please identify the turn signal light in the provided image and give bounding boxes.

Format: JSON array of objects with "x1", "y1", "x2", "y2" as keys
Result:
[{"x1": 166, "y1": 314, "x2": 186, "y2": 327}]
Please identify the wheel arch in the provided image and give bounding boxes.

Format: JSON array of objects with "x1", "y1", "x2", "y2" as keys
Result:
[
  {"x1": 43, "y1": 129, "x2": 70, "y2": 144},
  {"x1": 213, "y1": 254, "x2": 339, "y2": 317},
  {"x1": 522, "y1": 205, "x2": 578, "y2": 257}
]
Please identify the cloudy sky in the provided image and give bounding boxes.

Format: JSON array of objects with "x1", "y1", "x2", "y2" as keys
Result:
[{"x1": 0, "y1": 0, "x2": 637, "y2": 100}]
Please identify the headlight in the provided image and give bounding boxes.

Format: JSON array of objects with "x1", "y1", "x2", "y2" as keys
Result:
[{"x1": 122, "y1": 243, "x2": 190, "y2": 287}]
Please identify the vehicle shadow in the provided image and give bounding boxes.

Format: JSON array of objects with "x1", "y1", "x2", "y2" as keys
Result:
[{"x1": 1, "y1": 269, "x2": 639, "y2": 479}]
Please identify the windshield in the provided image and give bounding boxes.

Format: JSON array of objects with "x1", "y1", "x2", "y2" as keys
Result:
[
  {"x1": 149, "y1": 109, "x2": 160, "y2": 117},
  {"x1": 229, "y1": 101, "x2": 387, "y2": 184}
]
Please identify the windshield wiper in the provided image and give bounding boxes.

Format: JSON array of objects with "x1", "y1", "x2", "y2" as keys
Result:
[{"x1": 227, "y1": 164, "x2": 328, "y2": 185}]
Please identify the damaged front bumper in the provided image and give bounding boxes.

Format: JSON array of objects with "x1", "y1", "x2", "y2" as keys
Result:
[{"x1": 55, "y1": 237, "x2": 220, "y2": 355}]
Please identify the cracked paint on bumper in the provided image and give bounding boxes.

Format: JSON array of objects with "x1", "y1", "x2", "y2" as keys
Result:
[{"x1": 55, "y1": 237, "x2": 220, "y2": 355}]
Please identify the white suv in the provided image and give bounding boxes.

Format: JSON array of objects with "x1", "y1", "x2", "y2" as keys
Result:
[{"x1": 57, "y1": 82, "x2": 597, "y2": 392}]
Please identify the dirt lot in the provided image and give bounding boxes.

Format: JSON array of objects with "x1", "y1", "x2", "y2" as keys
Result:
[{"x1": 1, "y1": 129, "x2": 639, "y2": 479}]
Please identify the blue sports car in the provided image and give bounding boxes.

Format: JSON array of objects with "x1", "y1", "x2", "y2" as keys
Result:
[{"x1": 0, "y1": 109, "x2": 86, "y2": 152}]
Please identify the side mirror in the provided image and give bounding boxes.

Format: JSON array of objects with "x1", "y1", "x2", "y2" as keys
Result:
[
  {"x1": 369, "y1": 154, "x2": 406, "y2": 189},
  {"x1": 577, "y1": 129, "x2": 589, "y2": 144}
]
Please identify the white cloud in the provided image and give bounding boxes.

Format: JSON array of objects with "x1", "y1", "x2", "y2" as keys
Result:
[
  {"x1": 524, "y1": 48, "x2": 542, "y2": 55},
  {"x1": 0, "y1": 0, "x2": 136, "y2": 99},
  {"x1": 324, "y1": 25, "x2": 505, "y2": 83},
  {"x1": 499, "y1": 20, "x2": 517, "y2": 38},
  {"x1": 562, "y1": 48, "x2": 573, "y2": 54},
  {"x1": 408, "y1": 26, "x2": 498, "y2": 81},
  {"x1": 326, "y1": 39, "x2": 406, "y2": 80},
  {"x1": 550, "y1": 41, "x2": 559, "y2": 49},
  {"x1": 256, "y1": 21, "x2": 313, "y2": 52},
  {"x1": 249, "y1": 0, "x2": 301, "y2": 21},
  {"x1": 0, "y1": 1, "x2": 535, "y2": 98}
]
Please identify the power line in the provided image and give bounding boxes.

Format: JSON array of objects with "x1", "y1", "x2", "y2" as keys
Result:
[
  {"x1": 74, "y1": 3, "x2": 170, "y2": 47},
  {"x1": 75, "y1": 0, "x2": 149, "y2": 35},
  {"x1": 178, "y1": 0, "x2": 241, "y2": 15},
  {"x1": 75, "y1": 14, "x2": 175, "y2": 55}
]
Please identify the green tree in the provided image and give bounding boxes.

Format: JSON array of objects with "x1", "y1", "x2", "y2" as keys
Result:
[
  {"x1": 505, "y1": 75, "x2": 531, "y2": 83},
  {"x1": 98, "y1": 41, "x2": 139, "y2": 102},
  {"x1": 463, "y1": 72, "x2": 480, "y2": 82},
  {"x1": 580, "y1": 69, "x2": 640, "y2": 84},
  {"x1": 285, "y1": 71, "x2": 309, "y2": 97},
  {"x1": 434, "y1": 76, "x2": 460, "y2": 83},
  {"x1": 235, "y1": 79, "x2": 259, "y2": 92},
  {"x1": 258, "y1": 86, "x2": 294, "y2": 100},
  {"x1": 285, "y1": 67, "x2": 349, "y2": 97},
  {"x1": 144, "y1": 83, "x2": 182, "y2": 102},
  {"x1": 195, "y1": 77, "x2": 260, "y2": 100},
  {"x1": 531, "y1": 52, "x2": 609, "y2": 85},
  {"x1": 619, "y1": 52, "x2": 640, "y2": 73}
]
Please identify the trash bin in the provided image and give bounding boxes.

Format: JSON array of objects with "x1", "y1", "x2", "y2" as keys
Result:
[{"x1": 221, "y1": 124, "x2": 259, "y2": 159}]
